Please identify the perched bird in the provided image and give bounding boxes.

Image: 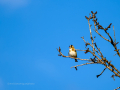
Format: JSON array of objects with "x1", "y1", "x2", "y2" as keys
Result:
[{"x1": 69, "y1": 45, "x2": 78, "y2": 62}]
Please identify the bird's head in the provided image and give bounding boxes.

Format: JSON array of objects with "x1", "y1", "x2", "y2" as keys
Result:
[{"x1": 69, "y1": 45, "x2": 74, "y2": 48}]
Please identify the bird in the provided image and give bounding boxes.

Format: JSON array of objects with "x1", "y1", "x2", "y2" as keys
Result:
[{"x1": 69, "y1": 45, "x2": 78, "y2": 62}]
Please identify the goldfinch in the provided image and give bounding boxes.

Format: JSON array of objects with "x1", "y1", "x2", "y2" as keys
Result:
[{"x1": 69, "y1": 45, "x2": 78, "y2": 62}]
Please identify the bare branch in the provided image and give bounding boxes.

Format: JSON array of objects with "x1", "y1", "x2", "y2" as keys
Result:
[
  {"x1": 94, "y1": 43, "x2": 103, "y2": 57},
  {"x1": 81, "y1": 37, "x2": 101, "y2": 57},
  {"x1": 113, "y1": 26, "x2": 116, "y2": 43},
  {"x1": 96, "y1": 67, "x2": 107, "y2": 78},
  {"x1": 71, "y1": 62, "x2": 97, "y2": 69},
  {"x1": 111, "y1": 75, "x2": 115, "y2": 81},
  {"x1": 75, "y1": 49, "x2": 86, "y2": 51},
  {"x1": 81, "y1": 24, "x2": 120, "y2": 78},
  {"x1": 57, "y1": 11, "x2": 120, "y2": 90},
  {"x1": 90, "y1": 12, "x2": 120, "y2": 57},
  {"x1": 93, "y1": 29, "x2": 111, "y2": 42},
  {"x1": 87, "y1": 14, "x2": 95, "y2": 53},
  {"x1": 57, "y1": 48, "x2": 91, "y2": 61},
  {"x1": 88, "y1": 50, "x2": 120, "y2": 77},
  {"x1": 114, "y1": 87, "x2": 120, "y2": 90}
]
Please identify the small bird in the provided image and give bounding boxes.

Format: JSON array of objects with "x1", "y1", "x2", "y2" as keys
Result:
[{"x1": 69, "y1": 45, "x2": 78, "y2": 62}]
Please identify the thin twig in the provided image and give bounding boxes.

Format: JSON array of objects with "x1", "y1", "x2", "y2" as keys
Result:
[
  {"x1": 93, "y1": 29, "x2": 111, "y2": 42},
  {"x1": 113, "y1": 26, "x2": 116, "y2": 44},
  {"x1": 75, "y1": 49, "x2": 86, "y2": 51},
  {"x1": 71, "y1": 62, "x2": 97, "y2": 68},
  {"x1": 114, "y1": 87, "x2": 120, "y2": 90},
  {"x1": 81, "y1": 37, "x2": 101, "y2": 57},
  {"x1": 94, "y1": 43, "x2": 103, "y2": 57},
  {"x1": 87, "y1": 14, "x2": 94, "y2": 53},
  {"x1": 96, "y1": 67, "x2": 107, "y2": 78}
]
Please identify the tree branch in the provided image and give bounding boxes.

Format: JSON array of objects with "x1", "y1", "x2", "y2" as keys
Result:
[
  {"x1": 93, "y1": 29, "x2": 111, "y2": 42},
  {"x1": 57, "y1": 47, "x2": 91, "y2": 61},
  {"x1": 114, "y1": 87, "x2": 120, "y2": 90},
  {"x1": 96, "y1": 67, "x2": 107, "y2": 78},
  {"x1": 90, "y1": 11, "x2": 120, "y2": 57},
  {"x1": 71, "y1": 62, "x2": 98, "y2": 70}
]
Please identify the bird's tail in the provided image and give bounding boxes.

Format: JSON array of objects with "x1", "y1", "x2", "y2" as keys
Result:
[{"x1": 75, "y1": 59, "x2": 78, "y2": 62}]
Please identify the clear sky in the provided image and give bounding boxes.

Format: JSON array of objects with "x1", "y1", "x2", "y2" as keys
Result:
[{"x1": 0, "y1": 0, "x2": 120, "y2": 90}]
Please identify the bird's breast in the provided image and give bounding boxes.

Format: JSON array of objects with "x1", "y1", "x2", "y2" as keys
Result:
[{"x1": 69, "y1": 51, "x2": 77, "y2": 56}]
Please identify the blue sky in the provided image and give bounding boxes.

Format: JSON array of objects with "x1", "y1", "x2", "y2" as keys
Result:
[{"x1": 0, "y1": 0, "x2": 120, "y2": 90}]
